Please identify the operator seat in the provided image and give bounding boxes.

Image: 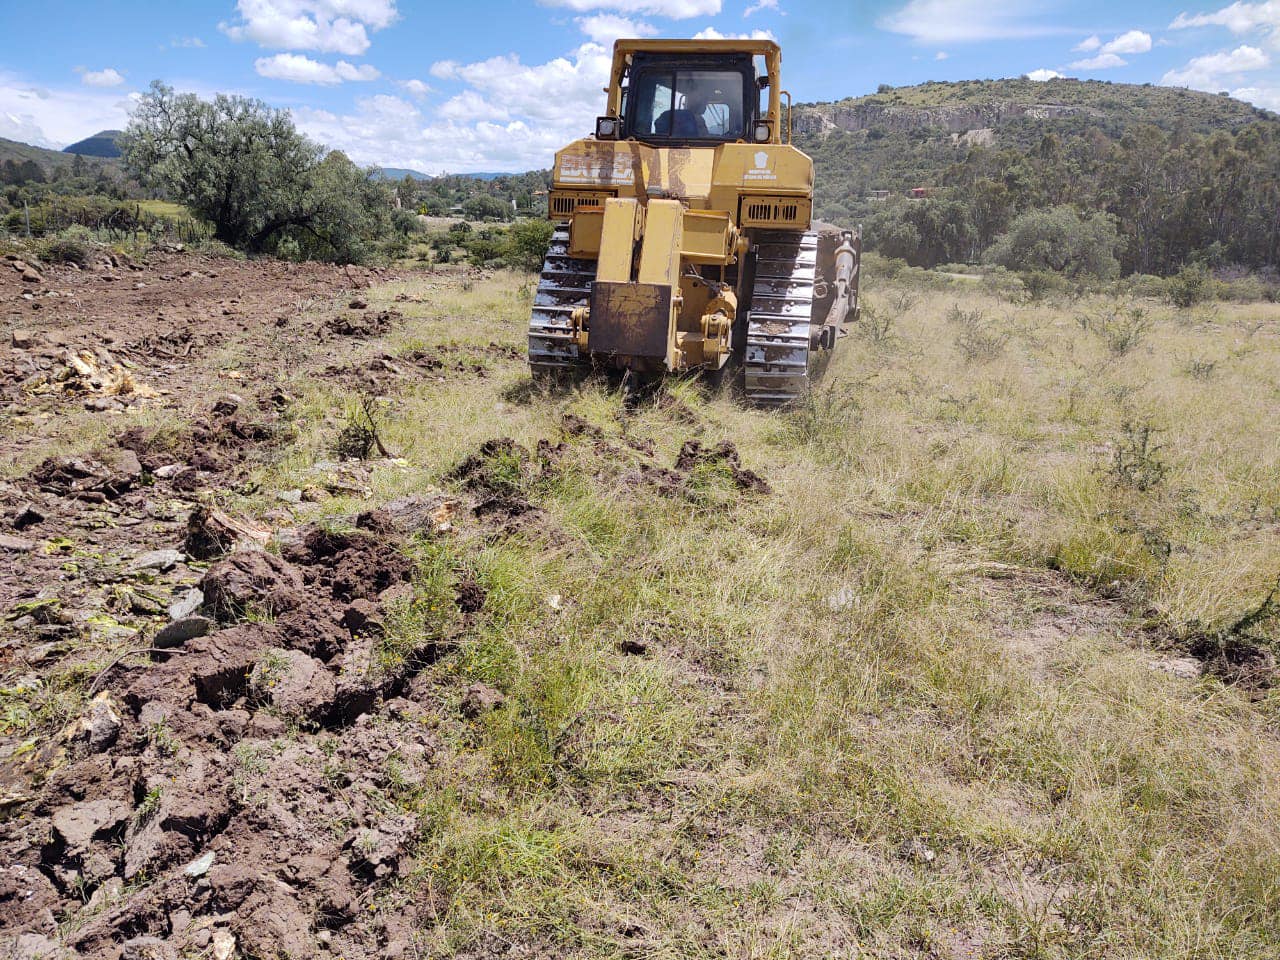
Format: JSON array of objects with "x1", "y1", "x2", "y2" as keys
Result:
[{"x1": 653, "y1": 109, "x2": 707, "y2": 137}]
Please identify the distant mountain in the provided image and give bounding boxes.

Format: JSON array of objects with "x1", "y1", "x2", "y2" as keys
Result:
[
  {"x1": 376, "y1": 167, "x2": 433, "y2": 181},
  {"x1": 1, "y1": 136, "x2": 112, "y2": 171},
  {"x1": 376, "y1": 167, "x2": 509, "y2": 182},
  {"x1": 63, "y1": 130, "x2": 123, "y2": 158}
]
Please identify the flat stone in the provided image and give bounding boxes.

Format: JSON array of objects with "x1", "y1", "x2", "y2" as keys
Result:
[
  {"x1": 127, "y1": 548, "x2": 185, "y2": 573},
  {"x1": 154, "y1": 615, "x2": 213, "y2": 649},
  {"x1": 276, "y1": 489, "x2": 303, "y2": 504},
  {"x1": 1150, "y1": 657, "x2": 1201, "y2": 681},
  {"x1": 11, "y1": 329, "x2": 35, "y2": 349},
  {"x1": 184, "y1": 851, "x2": 215, "y2": 878},
  {"x1": 826, "y1": 586, "x2": 857, "y2": 612},
  {"x1": 154, "y1": 464, "x2": 187, "y2": 479},
  {"x1": 87, "y1": 694, "x2": 122, "y2": 751},
  {"x1": 168, "y1": 587, "x2": 205, "y2": 620},
  {"x1": 0, "y1": 533, "x2": 35, "y2": 552}
]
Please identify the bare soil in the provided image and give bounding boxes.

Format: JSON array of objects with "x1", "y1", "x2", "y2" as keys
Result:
[{"x1": 0, "y1": 251, "x2": 465, "y2": 959}]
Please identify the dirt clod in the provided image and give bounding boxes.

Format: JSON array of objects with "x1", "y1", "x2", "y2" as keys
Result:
[
  {"x1": 454, "y1": 579, "x2": 486, "y2": 614},
  {"x1": 460, "y1": 682, "x2": 505, "y2": 718},
  {"x1": 201, "y1": 550, "x2": 305, "y2": 619},
  {"x1": 674, "y1": 439, "x2": 772, "y2": 494}
]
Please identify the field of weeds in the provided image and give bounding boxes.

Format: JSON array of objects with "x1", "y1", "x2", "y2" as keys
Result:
[{"x1": 3, "y1": 252, "x2": 1280, "y2": 958}]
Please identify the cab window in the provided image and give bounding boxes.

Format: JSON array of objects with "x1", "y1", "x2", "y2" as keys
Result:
[{"x1": 627, "y1": 68, "x2": 746, "y2": 141}]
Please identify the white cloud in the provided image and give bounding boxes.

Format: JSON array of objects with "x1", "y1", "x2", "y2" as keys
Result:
[
  {"x1": 1070, "y1": 52, "x2": 1128, "y2": 68},
  {"x1": 1162, "y1": 43, "x2": 1270, "y2": 87},
  {"x1": 744, "y1": 0, "x2": 779, "y2": 15},
  {"x1": 399, "y1": 78, "x2": 432, "y2": 100},
  {"x1": 879, "y1": 0, "x2": 1064, "y2": 43},
  {"x1": 221, "y1": 0, "x2": 399, "y2": 56},
  {"x1": 293, "y1": 94, "x2": 574, "y2": 174},
  {"x1": 1171, "y1": 2, "x2": 1279, "y2": 33},
  {"x1": 691, "y1": 26, "x2": 776, "y2": 39},
  {"x1": 1102, "y1": 29, "x2": 1152, "y2": 53},
  {"x1": 1073, "y1": 34, "x2": 1101, "y2": 51},
  {"x1": 935, "y1": 50, "x2": 949, "y2": 59},
  {"x1": 254, "y1": 53, "x2": 381, "y2": 84},
  {"x1": 171, "y1": 37, "x2": 207, "y2": 48},
  {"x1": 575, "y1": 14, "x2": 657, "y2": 44},
  {"x1": 1171, "y1": 2, "x2": 1280, "y2": 49},
  {"x1": 0, "y1": 71, "x2": 137, "y2": 147},
  {"x1": 81, "y1": 68, "x2": 126, "y2": 88},
  {"x1": 539, "y1": 0, "x2": 719, "y2": 17},
  {"x1": 297, "y1": 42, "x2": 619, "y2": 173},
  {"x1": 1026, "y1": 68, "x2": 1064, "y2": 80},
  {"x1": 437, "y1": 89, "x2": 508, "y2": 122},
  {"x1": 427, "y1": 44, "x2": 613, "y2": 128},
  {"x1": 1231, "y1": 83, "x2": 1280, "y2": 106}
]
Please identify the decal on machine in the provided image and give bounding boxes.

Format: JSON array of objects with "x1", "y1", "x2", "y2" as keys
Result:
[
  {"x1": 560, "y1": 150, "x2": 636, "y2": 184},
  {"x1": 743, "y1": 150, "x2": 777, "y2": 182}
]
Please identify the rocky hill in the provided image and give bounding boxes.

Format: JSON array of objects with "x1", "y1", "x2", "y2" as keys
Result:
[
  {"x1": 793, "y1": 78, "x2": 1280, "y2": 230},
  {"x1": 794, "y1": 77, "x2": 1272, "y2": 140}
]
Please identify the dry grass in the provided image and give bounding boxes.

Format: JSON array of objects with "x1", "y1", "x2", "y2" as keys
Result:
[{"x1": 245, "y1": 268, "x2": 1280, "y2": 957}]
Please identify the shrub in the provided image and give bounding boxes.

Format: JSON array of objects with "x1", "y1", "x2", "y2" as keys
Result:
[
  {"x1": 1108, "y1": 420, "x2": 1168, "y2": 491},
  {"x1": 949, "y1": 305, "x2": 1007, "y2": 363},
  {"x1": 1168, "y1": 264, "x2": 1213, "y2": 308},
  {"x1": 38, "y1": 231, "x2": 92, "y2": 267},
  {"x1": 852, "y1": 302, "x2": 894, "y2": 344},
  {"x1": 504, "y1": 218, "x2": 553, "y2": 272},
  {"x1": 1019, "y1": 269, "x2": 1066, "y2": 302},
  {"x1": 1078, "y1": 304, "x2": 1152, "y2": 356}
]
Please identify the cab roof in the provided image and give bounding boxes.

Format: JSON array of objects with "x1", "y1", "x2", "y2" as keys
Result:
[{"x1": 612, "y1": 38, "x2": 781, "y2": 57}]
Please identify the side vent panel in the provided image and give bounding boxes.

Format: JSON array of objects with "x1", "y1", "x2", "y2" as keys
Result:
[
  {"x1": 549, "y1": 190, "x2": 615, "y2": 222},
  {"x1": 740, "y1": 196, "x2": 812, "y2": 230}
]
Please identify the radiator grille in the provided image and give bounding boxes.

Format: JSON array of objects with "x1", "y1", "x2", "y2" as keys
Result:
[
  {"x1": 550, "y1": 191, "x2": 612, "y2": 219},
  {"x1": 746, "y1": 201, "x2": 799, "y2": 221}
]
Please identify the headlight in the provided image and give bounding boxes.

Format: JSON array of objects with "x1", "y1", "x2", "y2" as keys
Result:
[
  {"x1": 596, "y1": 116, "x2": 618, "y2": 139},
  {"x1": 753, "y1": 121, "x2": 771, "y2": 143}
]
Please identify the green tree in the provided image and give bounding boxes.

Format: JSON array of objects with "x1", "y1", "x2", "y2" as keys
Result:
[
  {"x1": 505, "y1": 219, "x2": 553, "y2": 271},
  {"x1": 985, "y1": 205, "x2": 1121, "y2": 280},
  {"x1": 462, "y1": 194, "x2": 512, "y2": 221},
  {"x1": 121, "y1": 82, "x2": 391, "y2": 261}
]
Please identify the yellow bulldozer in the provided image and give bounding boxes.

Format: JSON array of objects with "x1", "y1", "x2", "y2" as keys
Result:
[{"x1": 528, "y1": 37, "x2": 861, "y2": 404}]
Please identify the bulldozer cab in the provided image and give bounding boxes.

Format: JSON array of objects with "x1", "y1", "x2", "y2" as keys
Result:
[
  {"x1": 623, "y1": 52, "x2": 757, "y2": 144},
  {"x1": 600, "y1": 39, "x2": 785, "y2": 146}
]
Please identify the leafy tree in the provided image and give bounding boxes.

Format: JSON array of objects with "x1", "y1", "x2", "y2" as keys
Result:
[
  {"x1": 121, "y1": 82, "x2": 391, "y2": 261},
  {"x1": 505, "y1": 219, "x2": 553, "y2": 271},
  {"x1": 462, "y1": 194, "x2": 512, "y2": 221},
  {"x1": 985, "y1": 205, "x2": 1121, "y2": 280}
]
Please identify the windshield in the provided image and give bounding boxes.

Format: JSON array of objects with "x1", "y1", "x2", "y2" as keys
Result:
[{"x1": 627, "y1": 68, "x2": 747, "y2": 141}]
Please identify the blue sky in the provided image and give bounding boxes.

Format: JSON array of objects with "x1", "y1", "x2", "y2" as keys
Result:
[{"x1": 0, "y1": 0, "x2": 1277, "y2": 173}]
